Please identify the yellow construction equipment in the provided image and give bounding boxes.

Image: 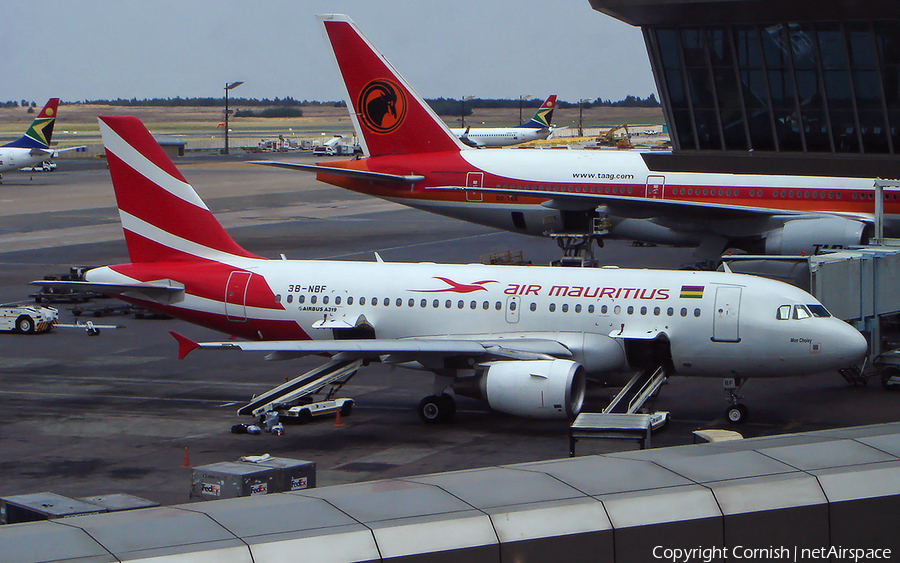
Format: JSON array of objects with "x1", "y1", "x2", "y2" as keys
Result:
[{"x1": 597, "y1": 124, "x2": 633, "y2": 149}]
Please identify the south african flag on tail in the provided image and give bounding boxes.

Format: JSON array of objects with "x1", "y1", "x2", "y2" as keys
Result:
[
  {"x1": 3, "y1": 98, "x2": 59, "y2": 150},
  {"x1": 520, "y1": 95, "x2": 557, "y2": 129}
]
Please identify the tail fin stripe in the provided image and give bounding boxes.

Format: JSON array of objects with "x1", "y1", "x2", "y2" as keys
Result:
[
  {"x1": 120, "y1": 211, "x2": 255, "y2": 267},
  {"x1": 100, "y1": 120, "x2": 208, "y2": 210},
  {"x1": 99, "y1": 116, "x2": 258, "y2": 264}
]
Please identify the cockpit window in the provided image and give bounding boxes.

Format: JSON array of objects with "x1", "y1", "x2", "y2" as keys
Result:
[
  {"x1": 807, "y1": 304, "x2": 831, "y2": 318},
  {"x1": 776, "y1": 305, "x2": 791, "y2": 320},
  {"x1": 793, "y1": 305, "x2": 811, "y2": 320}
]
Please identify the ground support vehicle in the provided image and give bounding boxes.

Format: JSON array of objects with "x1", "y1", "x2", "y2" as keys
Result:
[{"x1": 0, "y1": 304, "x2": 58, "y2": 334}]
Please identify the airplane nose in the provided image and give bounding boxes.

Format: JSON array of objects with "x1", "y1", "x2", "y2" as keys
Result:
[{"x1": 837, "y1": 323, "x2": 868, "y2": 364}]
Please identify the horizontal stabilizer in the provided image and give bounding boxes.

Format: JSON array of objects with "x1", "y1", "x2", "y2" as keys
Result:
[
  {"x1": 30, "y1": 280, "x2": 185, "y2": 303},
  {"x1": 250, "y1": 161, "x2": 424, "y2": 183},
  {"x1": 171, "y1": 331, "x2": 200, "y2": 359}
]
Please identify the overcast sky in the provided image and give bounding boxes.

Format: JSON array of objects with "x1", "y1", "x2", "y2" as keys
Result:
[{"x1": 2, "y1": 1, "x2": 656, "y2": 105}]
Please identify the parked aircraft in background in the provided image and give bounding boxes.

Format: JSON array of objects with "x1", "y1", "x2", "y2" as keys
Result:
[
  {"x1": 449, "y1": 95, "x2": 557, "y2": 147},
  {"x1": 0, "y1": 99, "x2": 82, "y2": 181},
  {"x1": 35, "y1": 115, "x2": 866, "y2": 424},
  {"x1": 254, "y1": 15, "x2": 886, "y2": 262}
]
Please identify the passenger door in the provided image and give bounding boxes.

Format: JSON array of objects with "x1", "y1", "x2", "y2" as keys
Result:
[
  {"x1": 712, "y1": 286, "x2": 741, "y2": 342},
  {"x1": 225, "y1": 271, "x2": 252, "y2": 322},
  {"x1": 466, "y1": 172, "x2": 484, "y2": 202},
  {"x1": 645, "y1": 175, "x2": 665, "y2": 199},
  {"x1": 505, "y1": 295, "x2": 520, "y2": 324}
]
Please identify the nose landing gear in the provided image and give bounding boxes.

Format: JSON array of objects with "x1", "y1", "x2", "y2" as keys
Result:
[{"x1": 724, "y1": 377, "x2": 748, "y2": 424}]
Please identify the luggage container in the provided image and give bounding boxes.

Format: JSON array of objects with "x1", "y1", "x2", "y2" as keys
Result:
[
  {"x1": 1, "y1": 492, "x2": 105, "y2": 524},
  {"x1": 78, "y1": 493, "x2": 159, "y2": 513},
  {"x1": 191, "y1": 461, "x2": 279, "y2": 501},
  {"x1": 253, "y1": 457, "x2": 316, "y2": 491}
]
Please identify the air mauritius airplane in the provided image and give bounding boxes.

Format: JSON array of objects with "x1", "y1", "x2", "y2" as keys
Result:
[
  {"x1": 449, "y1": 95, "x2": 557, "y2": 147},
  {"x1": 254, "y1": 15, "x2": 884, "y2": 260},
  {"x1": 0, "y1": 99, "x2": 81, "y2": 181},
  {"x1": 37, "y1": 115, "x2": 866, "y2": 424}
]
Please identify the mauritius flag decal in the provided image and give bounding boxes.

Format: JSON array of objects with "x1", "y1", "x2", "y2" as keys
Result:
[{"x1": 680, "y1": 285, "x2": 704, "y2": 299}]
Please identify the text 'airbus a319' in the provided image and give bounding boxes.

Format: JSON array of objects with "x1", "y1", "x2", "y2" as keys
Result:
[
  {"x1": 254, "y1": 15, "x2": 890, "y2": 262},
  {"x1": 34, "y1": 115, "x2": 867, "y2": 424}
]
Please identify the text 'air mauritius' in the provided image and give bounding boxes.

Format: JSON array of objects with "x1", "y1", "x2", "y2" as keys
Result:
[{"x1": 504, "y1": 284, "x2": 671, "y2": 299}]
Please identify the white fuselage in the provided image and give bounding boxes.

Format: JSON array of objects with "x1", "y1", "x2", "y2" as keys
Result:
[
  {"x1": 89, "y1": 259, "x2": 866, "y2": 380},
  {"x1": 450, "y1": 127, "x2": 551, "y2": 147},
  {"x1": 0, "y1": 146, "x2": 47, "y2": 173}
]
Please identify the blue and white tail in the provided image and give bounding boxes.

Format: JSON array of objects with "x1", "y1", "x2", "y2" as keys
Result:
[
  {"x1": 3, "y1": 98, "x2": 59, "y2": 150},
  {"x1": 520, "y1": 95, "x2": 557, "y2": 129}
]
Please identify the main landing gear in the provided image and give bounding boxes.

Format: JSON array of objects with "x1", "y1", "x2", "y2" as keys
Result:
[
  {"x1": 418, "y1": 393, "x2": 457, "y2": 424},
  {"x1": 724, "y1": 377, "x2": 749, "y2": 424}
]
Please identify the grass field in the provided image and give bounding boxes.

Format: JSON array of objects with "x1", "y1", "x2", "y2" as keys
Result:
[{"x1": 0, "y1": 103, "x2": 665, "y2": 149}]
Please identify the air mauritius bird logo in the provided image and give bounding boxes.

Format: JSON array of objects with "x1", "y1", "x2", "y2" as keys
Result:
[
  {"x1": 358, "y1": 79, "x2": 407, "y2": 133},
  {"x1": 412, "y1": 277, "x2": 498, "y2": 294}
]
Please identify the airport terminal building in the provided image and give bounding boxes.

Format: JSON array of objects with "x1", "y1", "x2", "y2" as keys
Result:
[{"x1": 590, "y1": 0, "x2": 900, "y2": 177}]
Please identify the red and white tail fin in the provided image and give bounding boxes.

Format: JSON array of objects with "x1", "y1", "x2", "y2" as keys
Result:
[
  {"x1": 98, "y1": 116, "x2": 259, "y2": 263},
  {"x1": 319, "y1": 14, "x2": 466, "y2": 157}
]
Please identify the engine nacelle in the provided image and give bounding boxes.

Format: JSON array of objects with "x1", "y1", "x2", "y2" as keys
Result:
[
  {"x1": 764, "y1": 217, "x2": 869, "y2": 255},
  {"x1": 454, "y1": 359, "x2": 586, "y2": 419}
]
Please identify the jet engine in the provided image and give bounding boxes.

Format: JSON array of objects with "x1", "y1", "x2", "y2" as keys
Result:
[
  {"x1": 764, "y1": 217, "x2": 869, "y2": 255},
  {"x1": 453, "y1": 359, "x2": 586, "y2": 419}
]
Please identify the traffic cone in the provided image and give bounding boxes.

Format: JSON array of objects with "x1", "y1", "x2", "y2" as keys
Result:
[
  {"x1": 181, "y1": 447, "x2": 191, "y2": 469},
  {"x1": 334, "y1": 410, "x2": 343, "y2": 427}
]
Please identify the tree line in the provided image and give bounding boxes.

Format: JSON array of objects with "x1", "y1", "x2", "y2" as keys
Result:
[{"x1": 1, "y1": 94, "x2": 660, "y2": 117}]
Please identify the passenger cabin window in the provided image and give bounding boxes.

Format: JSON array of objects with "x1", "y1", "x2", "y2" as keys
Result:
[
  {"x1": 298, "y1": 295, "x2": 305, "y2": 304},
  {"x1": 777, "y1": 305, "x2": 791, "y2": 320}
]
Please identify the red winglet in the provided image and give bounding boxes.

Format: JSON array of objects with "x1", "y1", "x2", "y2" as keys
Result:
[{"x1": 170, "y1": 331, "x2": 200, "y2": 359}]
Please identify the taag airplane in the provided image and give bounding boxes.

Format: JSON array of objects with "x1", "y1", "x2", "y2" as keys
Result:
[
  {"x1": 35, "y1": 115, "x2": 867, "y2": 424},
  {"x1": 253, "y1": 15, "x2": 885, "y2": 262},
  {"x1": 0, "y1": 99, "x2": 82, "y2": 182},
  {"x1": 449, "y1": 95, "x2": 557, "y2": 147}
]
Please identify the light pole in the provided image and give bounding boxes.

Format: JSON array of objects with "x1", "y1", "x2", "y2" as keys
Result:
[
  {"x1": 223, "y1": 81, "x2": 243, "y2": 154},
  {"x1": 460, "y1": 96, "x2": 474, "y2": 128},
  {"x1": 518, "y1": 94, "x2": 533, "y2": 124}
]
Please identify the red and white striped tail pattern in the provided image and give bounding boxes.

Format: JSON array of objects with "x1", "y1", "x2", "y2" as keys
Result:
[{"x1": 99, "y1": 116, "x2": 258, "y2": 264}]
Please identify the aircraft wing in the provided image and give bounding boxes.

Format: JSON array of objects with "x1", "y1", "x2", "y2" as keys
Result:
[
  {"x1": 249, "y1": 161, "x2": 424, "y2": 184},
  {"x1": 430, "y1": 185, "x2": 813, "y2": 221},
  {"x1": 172, "y1": 332, "x2": 572, "y2": 362},
  {"x1": 30, "y1": 146, "x2": 87, "y2": 156}
]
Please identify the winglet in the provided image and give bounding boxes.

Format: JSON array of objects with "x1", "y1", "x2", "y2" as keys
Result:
[{"x1": 171, "y1": 331, "x2": 200, "y2": 359}]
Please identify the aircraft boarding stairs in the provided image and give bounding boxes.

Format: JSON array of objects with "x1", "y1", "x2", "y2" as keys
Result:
[
  {"x1": 569, "y1": 366, "x2": 669, "y2": 454},
  {"x1": 602, "y1": 365, "x2": 667, "y2": 417},
  {"x1": 238, "y1": 359, "x2": 363, "y2": 418}
]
